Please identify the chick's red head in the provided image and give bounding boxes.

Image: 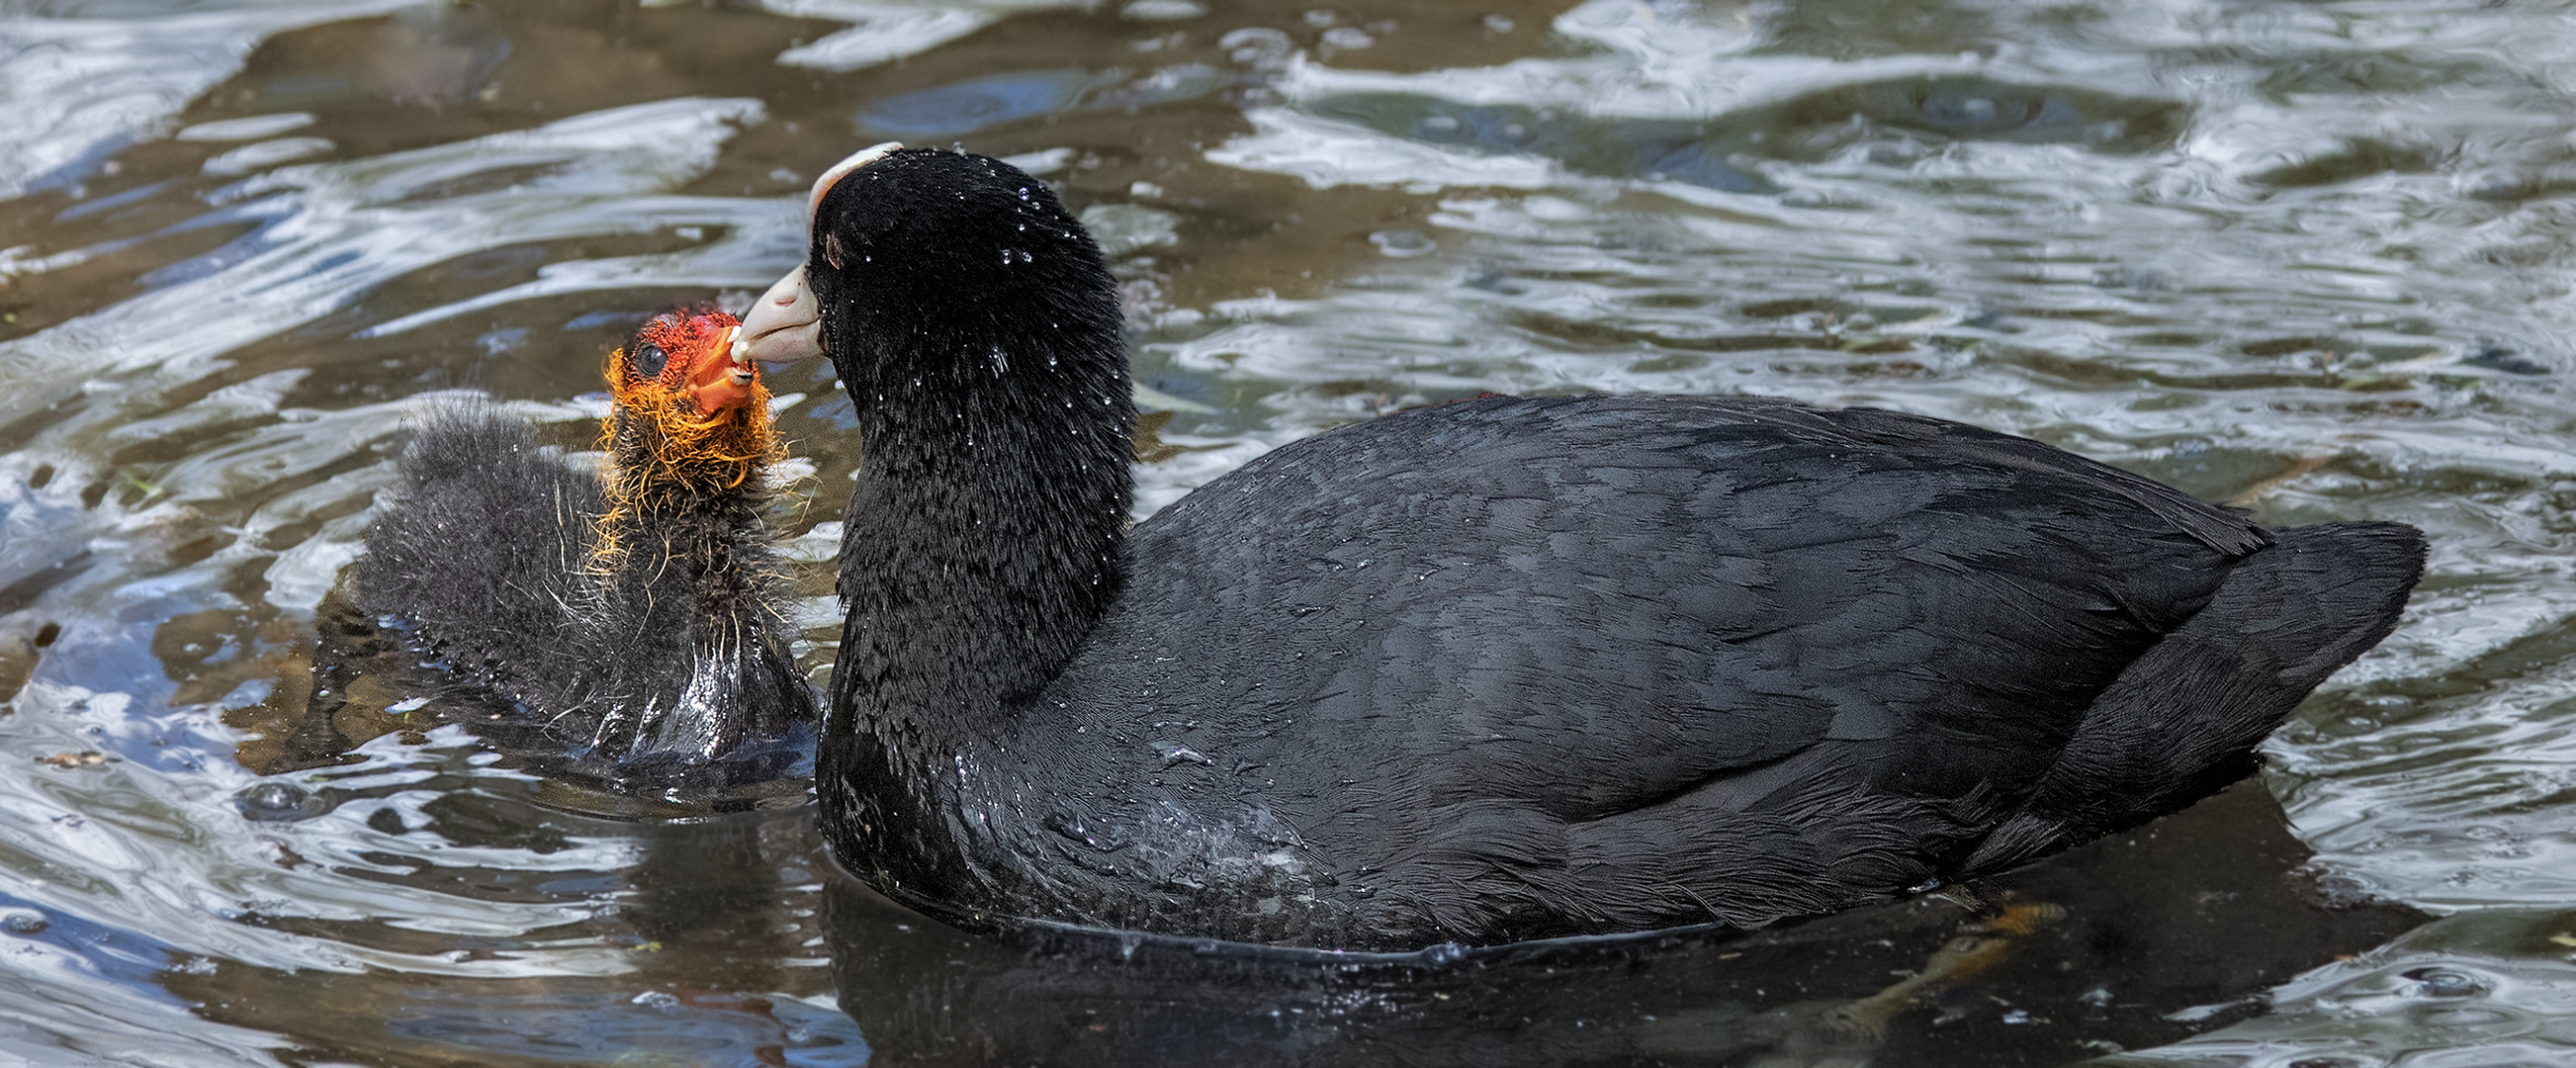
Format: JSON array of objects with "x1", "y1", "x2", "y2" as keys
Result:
[
  {"x1": 601, "y1": 309, "x2": 779, "y2": 498},
  {"x1": 622, "y1": 311, "x2": 755, "y2": 418}
]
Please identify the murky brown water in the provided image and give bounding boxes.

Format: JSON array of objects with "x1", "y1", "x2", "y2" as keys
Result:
[{"x1": 6, "y1": 0, "x2": 2576, "y2": 1064}]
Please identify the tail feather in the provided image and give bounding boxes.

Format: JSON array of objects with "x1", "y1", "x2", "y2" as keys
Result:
[{"x1": 1962, "y1": 520, "x2": 2426, "y2": 875}]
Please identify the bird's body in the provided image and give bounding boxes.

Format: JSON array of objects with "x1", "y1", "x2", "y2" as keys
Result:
[
  {"x1": 357, "y1": 312, "x2": 814, "y2": 781},
  {"x1": 745, "y1": 146, "x2": 2425, "y2": 950}
]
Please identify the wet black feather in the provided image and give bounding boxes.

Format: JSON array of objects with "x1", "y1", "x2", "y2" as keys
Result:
[
  {"x1": 811, "y1": 149, "x2": 2426, "y2": 950},
  {"x1": 353, "y1": 403, "x2": 814, "y2": 778}
]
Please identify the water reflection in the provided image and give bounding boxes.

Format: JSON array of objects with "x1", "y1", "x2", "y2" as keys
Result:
[
  {"x1": 824, "y1": 783, "x2": 2419, "y2": 1066},
  {"x1": 1298, "y1": 73, "x2": 2181, "y2": 193},
  {"x1": 0, "y1": 0, "x2": 424, "y2": 200},
  {"x1": 859, "y1": 65, "x2": 1222, "y2": 137},
  {"x1": 2104, "y1": 909, "x2": 2576, "y2": 1067},
  {"x1": 158, "y1": 802, "x2": 868, "y2": 1067},
  {"x1": 233, "y1": 585, "x2": 814, "y2": 808}
]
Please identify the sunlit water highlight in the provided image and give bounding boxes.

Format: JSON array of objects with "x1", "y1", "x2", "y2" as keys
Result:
[{"x1": 2, "y1": 0, "x2": 2574, "y2": 1064}]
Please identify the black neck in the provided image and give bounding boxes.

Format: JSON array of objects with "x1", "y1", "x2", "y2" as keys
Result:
[
  {"x1": 831, "y1": 328, "x2": 1134, "y2": 734},
  {"x1": 803, "y1": 151, "x2": 1131, "y2": 900},
  {"x1": 811, "y1": 150, "x2": 1133, "y2": 749}
]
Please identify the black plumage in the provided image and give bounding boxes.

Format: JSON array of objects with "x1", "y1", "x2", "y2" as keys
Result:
[
  {"x1": 355, "y1": 312, "x2": 814, "y2": 780},
  {"x1": 787, "y1": 148, "x2": 2424, "y2": 950}
]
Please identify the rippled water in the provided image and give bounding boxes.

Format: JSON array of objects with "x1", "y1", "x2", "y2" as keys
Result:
[{"x1": 4, "y1": 0, "x2": 2575, "y2": 1064}]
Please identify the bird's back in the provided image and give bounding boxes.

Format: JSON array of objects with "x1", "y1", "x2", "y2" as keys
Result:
[
  {"x1": 1056, "y1": 396, "x2": 2263, "y2": 805},
  {"x1": 971, "y1": 395, "x2": 2416, "y2": 946}
]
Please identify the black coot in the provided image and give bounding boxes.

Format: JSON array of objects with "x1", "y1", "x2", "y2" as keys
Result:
[
  {"x1": 357, "y1": 311, "x2": 815, "y2": 779},
  {"x1": 738, "y1": 145, "x2": 2425, "y2": 950}
]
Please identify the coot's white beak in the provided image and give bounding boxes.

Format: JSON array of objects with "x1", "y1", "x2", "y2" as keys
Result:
[
  {"x1": 733, "y1": 264, "x2": 822, "y2": 365},
  {"x1": 729, "y1": 140, "x2": 904, "y2": 368}
]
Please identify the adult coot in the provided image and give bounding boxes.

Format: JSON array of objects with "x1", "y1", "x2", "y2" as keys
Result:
[
  {"x1": 741, "y1": 144, "x2": 2425, "y2": 950},
  {"x1": 358, "y1": 311, "x2": 815, "y2": 778}
]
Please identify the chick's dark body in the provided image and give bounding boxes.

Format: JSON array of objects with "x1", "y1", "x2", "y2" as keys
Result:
[
  {"x1": 808, "y1": 148, "x2": 2423, "y2": 951},
  {"x1": 356, "y1": 314, "x2": 814, "y2": 779}
]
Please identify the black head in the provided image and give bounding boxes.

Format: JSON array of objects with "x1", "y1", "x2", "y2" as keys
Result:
[
  {"x1": 803, "y1": 148, "x2": 1137, "y2": 714},
  {"x1": 805, "y1": 148, "x2": 1125, "y2": 404}
]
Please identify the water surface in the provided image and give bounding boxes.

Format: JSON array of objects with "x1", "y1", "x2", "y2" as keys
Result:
[{"x1": 4, "y1": 0, "x2": 2575, "y2": 1064}]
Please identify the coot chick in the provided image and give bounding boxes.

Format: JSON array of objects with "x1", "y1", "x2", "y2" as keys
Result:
[
  {"x1": 742, "y1": 145, "x2": 2425, "y2": 950},
  {"x1": 357, "y1": 311, "x2": 815, "y2": 779}
]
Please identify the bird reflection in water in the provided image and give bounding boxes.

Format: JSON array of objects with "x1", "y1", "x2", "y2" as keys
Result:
[{"x1": 820, "y1": 780, "x2": 2418, "y2": 1067}]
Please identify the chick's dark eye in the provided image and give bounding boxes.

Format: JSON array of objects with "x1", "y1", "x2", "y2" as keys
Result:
[{"x1": 626, "y1": 312, "x2": 693, "y2": 380}]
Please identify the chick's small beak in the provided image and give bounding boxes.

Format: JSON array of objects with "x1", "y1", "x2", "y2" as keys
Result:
[
  {"x1": 732, "y1": 264, "x2": 823, "y2": 366},
  {"x1": 687, "y1": 322, "x2": 757, "y2": 414}
]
